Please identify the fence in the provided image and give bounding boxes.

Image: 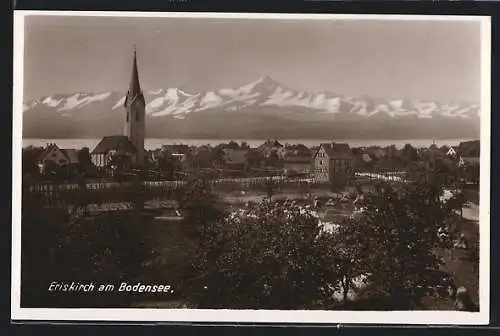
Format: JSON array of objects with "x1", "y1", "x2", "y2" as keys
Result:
[{"x1": 25, "y1": 176, "x2": 325, "y2": 207}]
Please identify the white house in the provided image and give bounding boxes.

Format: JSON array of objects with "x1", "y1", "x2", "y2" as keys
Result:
[
  {"x1": 37, "y1": 143, "x2": 80, "y2": 173},
  {"x1": 446, "y1": 146, "x2": 457, "y2": 157}
]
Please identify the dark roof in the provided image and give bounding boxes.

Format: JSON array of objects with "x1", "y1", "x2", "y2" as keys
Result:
[
  {"x1": 161, "y1": 144, "x2": 190, "y2": 155},
  {"x1": 62, "y1": 149, "x2": 79, "y2": 164},
  {"x1": 259, "y1": 139, "x2": 284, "y2": 149},
  {"x1": 223, "y1": 149, "x2": 248, "y2": 164},
  {"x1": 458, "y1": 140, "x2": 480, "y2": 157},
  {"x1": 92, "y1": 135, "x2": 137, "y2": 154},
  {"x1": 37, "y1": 143, "x2": 59, "y2": 162},
  {"x1": 316, "y1": 143, "x2": 354, "y2": 159}
]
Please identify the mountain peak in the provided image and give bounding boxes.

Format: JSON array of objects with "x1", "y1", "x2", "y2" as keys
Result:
[{"x1": 240, "y1": 75, "x2": 282, "y2": 95}]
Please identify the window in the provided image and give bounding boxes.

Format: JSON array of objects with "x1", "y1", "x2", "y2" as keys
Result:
[
  {"x1": 319, "y1": 160, "x2": 323, "y2": 165},
  {"x1": 126, "y1": 112, "x2": 129, "y2": 122}
]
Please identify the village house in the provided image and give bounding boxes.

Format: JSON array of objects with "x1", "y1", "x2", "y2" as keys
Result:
[
  {"x1": 37, "y1": 143, "x2": 80, "y2": 174},
  {"x1": 312, "y1": 142, "x2": 355, "y2": 187},
  {"x1": 91, "y1": 135, "x2": 137, "y2": 168},
  {"x1": 446, "y1": 146, "x2": 457, "y2": 157}
]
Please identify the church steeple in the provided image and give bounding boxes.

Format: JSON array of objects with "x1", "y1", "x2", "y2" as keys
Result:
[
  {"x1": 124, "y1": 46, "x2": 145, "y2": 108},
  {"x1": 123, "y1": 46, "x2": 146, "y2": 166}
]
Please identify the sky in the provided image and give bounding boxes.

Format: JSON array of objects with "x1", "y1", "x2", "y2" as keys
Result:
[{"x1": 23, "y1": 15, "x2": 482, "y2": 103}]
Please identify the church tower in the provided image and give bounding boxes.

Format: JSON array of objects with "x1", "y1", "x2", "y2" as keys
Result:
[{"x1": 124, "y1": 47, "x2": 146, "y2": 166}]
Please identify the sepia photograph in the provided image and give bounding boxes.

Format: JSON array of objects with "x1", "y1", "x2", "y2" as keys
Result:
[{"x1": 11, "y1": 11, "x2": 490, "y2": 324}]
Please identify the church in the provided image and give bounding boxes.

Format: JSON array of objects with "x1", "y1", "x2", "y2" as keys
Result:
[{"x1": 91, "y1": 48, "x2": 146, "y2": 168}]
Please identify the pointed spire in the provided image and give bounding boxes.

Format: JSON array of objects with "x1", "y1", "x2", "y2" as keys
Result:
[
  {"x1": 129, "y1": 46, "x2": 141, "y2": 97},
  {"x1": 124, "y1": 46, "x2": 144, "y2": 108}
]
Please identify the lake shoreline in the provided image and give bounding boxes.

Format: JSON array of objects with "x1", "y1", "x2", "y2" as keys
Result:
[{"x1": 22, "y1": 137, "x2": 479, "y2": 151}]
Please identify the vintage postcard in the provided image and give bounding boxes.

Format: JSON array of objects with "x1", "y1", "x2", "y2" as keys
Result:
[{"x1": 12, "y1": 11, "x2": 491, "y2": 324}]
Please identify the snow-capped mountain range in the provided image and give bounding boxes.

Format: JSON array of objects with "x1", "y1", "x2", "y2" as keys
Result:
[{"x1": 22, "y1": 76, "x2": 480, "y2": 139}]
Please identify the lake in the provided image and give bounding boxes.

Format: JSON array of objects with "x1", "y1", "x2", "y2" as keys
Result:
[{"x1": 22, "y1": 138, "x2": 477, "y2": 151}]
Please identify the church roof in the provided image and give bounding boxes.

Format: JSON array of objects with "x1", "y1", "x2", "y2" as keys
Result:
[
  {"x1": 124, "y1": 48, "x2": 145, "y2": 108},
  {"x1": 92, "y1": 136, "x2": 137, "y2": 154}
]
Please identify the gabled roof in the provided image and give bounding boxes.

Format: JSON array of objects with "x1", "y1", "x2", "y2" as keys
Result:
[
  {"x1": 315, "y1": 143, "x2": 354, "y2": 159},
  {"x1": 37, "y1": 143, "x2": 60, "y2": 162},
  {"x1": 92, "y1": 135, "x2": 137, "y2": 154},
  {"x1": 259, "y1": 139, "x2": 284, "y2": 149},
  {"x1": 62, "y1": 149, "x2": 79, "y2": 164},
  {"x1": 37, "y1": 144, "x2": 79, "y2": 164}
]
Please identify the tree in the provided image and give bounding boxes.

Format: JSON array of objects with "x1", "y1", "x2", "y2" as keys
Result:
[
  {"x1": 75, "y1": 177, "x2": 91, "y2": 216},
  {"x1": 183, "y1": 200, "x2": 341, "y2": 309},
  {"x1": 179, "y1": 172, "x2": 225, "y2": 238},
  {"x1": 130, "y1": 174, "x2": 145, "y2": 211},
  {"x1": 22, "y1": 146, "x2": 44, "y2": 176},
  {"x1": 211, "y1": 147, "x2": 226, "y2": 169},
  {"x1": 108, "y1": 152, "x2": 132, "y2": 173},
  {"x1": 446, "y1": 188, "x2": 466, "y2": 219},
  {"x1": 245, "y1": 149, "x2": 264, "y2": 169},
  {"x1": 227, "y1": 141, "x2": 240, "y2": 150},
  {"x1": 401, "y1": 144, "x2": 419, "y2": 165},
  {"x1": 265, "y1": 150, "x2": 282, "y2": 168},
  {"x1": 464, "y1": 162, "x2": 480, "y2": 185},
  {"x1": 42, "y1": 160, "x2": 59, "y2": 178},
  {"x1": 156, "y1": 151, "x2": 177, "y2": 179},
  {"x1": 357, "y1": 182, "x2": 455, "y2": 308},
  {"x1": 264, "y1": 177, "x2": 279, "y2": 200},
  {"x1": 77, "y1": 147, "x2": 92, "y2": 175},
  {"x1": 430, "y1": 156, "x2": 457, "y2": 187},
  {"x1": 332, "y1": 216, "x2": 369, "y2": 305}
]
